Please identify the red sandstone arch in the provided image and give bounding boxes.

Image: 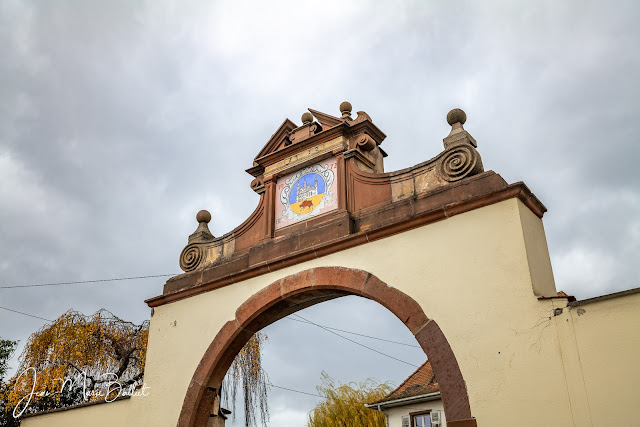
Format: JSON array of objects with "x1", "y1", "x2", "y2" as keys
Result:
[{"x1": 177, "y1": 267, "x2": 477, "y2": 426}]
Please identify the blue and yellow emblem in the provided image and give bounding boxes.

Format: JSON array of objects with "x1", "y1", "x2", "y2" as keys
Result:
[
  {"x1": 289, "y1": 173, "x2": 325, "y2": 214},
  {"x1": 277, "y1": 161, "x2": 336, "y2": 228}
]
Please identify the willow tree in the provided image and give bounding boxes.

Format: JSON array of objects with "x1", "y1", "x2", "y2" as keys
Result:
[
  {"x1": 2, "y1": 309, "x2": 270, "y2": 427},
  {"x1": 308, "y1": 372, "x2": 393, "y2": 427},
  {"x1": 223, "y1": 332, "x2": 270, "y2": 427},
  {"x1": 3, "y1": 309, "x2": 149, "y2": 418}
]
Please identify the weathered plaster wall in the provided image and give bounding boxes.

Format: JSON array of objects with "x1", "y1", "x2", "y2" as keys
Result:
[
  {"x1": 383, "y1": 399, "x2": 447, "y2": 427},
  {"x1": 21, "y1": 198, "x2": 640, "y2": 426}
]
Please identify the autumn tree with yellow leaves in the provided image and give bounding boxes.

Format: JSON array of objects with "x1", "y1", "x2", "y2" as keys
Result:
[
  {"x1": 1, "y1": 309, "x2": 149, "y2": 420},
  {"x1": 307, "y1": 372, "x2": 393, "y2": 427},
  {"x1": 0, "y1": 309, "x2": 270, "y2": 427}
]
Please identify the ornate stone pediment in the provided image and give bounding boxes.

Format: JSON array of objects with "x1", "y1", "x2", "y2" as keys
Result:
[{"x1": 174, "y1": 105, "x2": 502, "y2": 276}]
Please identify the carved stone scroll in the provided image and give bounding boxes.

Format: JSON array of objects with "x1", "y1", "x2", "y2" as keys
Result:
[
  {"x1": 180, "y1": 244, "x2": 203, "y2": 272},
  {"x1": 437, "y1": 144, "x2": 483, "y2": 182}
]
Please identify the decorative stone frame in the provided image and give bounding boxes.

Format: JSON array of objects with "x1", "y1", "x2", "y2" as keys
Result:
[{"x1": 177, "y1": 267, "x2": 477, "y2": 427}]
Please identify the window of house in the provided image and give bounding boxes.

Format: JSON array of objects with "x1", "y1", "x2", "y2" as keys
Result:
[{"x1": 410, "y1": 410, "x2": 431, "y2": 427}]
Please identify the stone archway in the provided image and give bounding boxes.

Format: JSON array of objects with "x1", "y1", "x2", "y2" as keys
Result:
[{"x1": 177, "y1": 267, "x2": 477, "y2": 426}]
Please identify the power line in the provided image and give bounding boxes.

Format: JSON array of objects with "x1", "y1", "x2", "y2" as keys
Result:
[
  {"x1": 0, "y1": 311, "x2": 365, "y2": 405},
  {"x1": 268, "y1": 383, "x2": 326, "y2": 400},
  {"x1": 269, "y1": 383, "x2": 356, "y2": 403},
  {"x1": 0, "y1": 308, "x2": 407, "y2": 402},
  {"x1": 285, "y1": 317, "x2": 420, "y2": 348},
  {"x1": 0, "y1": 274, "x2": 177, "y2": 289},
  {"x1": 0, "y1": 274, "x2": 421, "y2": 349},
  {"x1": 0, "y1": 308, "x2": 337, "y2": 404},
  {"x1": 292, "y1": 314, "x2": 419, "y2": 368},
  {"x1": 0, "y1": 306, "x2": 51, "y2": 322},
  {"x1": 0, "y1": 306, "x2": 423, "y2": 362}
]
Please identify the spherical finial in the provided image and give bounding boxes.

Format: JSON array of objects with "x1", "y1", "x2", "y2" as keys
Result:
[
  {"x1": 301, "y1": 112, "x2": 313, "y2": 125},
  {"x1": 196, "y1": 210, "x2": 211, "y2": 224},
  {"x1": 340, "y1": 101, "x2": 352, "y2": 117},
  {"x1": 447, "y1": 108, "x2": 466, "y2": 126}
]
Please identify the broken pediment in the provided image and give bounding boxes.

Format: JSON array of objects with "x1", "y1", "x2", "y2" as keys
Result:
[
  {"x1": 249, "y1": 103, "x2": 386, "y2": 179},
  {"x1": 253, "y1": 118, "x2": 298, "y2": 161},
  {"x1": 308, "y1": 108, "x2": 342, "y2": 128}
]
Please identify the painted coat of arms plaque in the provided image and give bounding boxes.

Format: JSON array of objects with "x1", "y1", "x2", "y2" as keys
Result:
[{"x1": 275, "y1": 157, "x2": 338, "y2": 230}]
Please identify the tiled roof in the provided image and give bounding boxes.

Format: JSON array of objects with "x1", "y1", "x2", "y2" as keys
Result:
[{"x1": 371, "y1": 361, "x2": 439, "y2": 404}]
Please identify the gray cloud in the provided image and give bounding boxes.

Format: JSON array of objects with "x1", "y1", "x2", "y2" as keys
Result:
[{"x1": 1, "y1": 1, "x2": 639, "y2": 425}]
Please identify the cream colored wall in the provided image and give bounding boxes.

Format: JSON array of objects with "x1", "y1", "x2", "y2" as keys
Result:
[
  {"x1": 383, "y1": 399, "x2": 446, "y2": 427},
  {"x1": 553, "y1": 292, "x2": 640, "y2": 427},
  {"x1": 21, "y1": 197, "x2": 640, "y2": 426},
  {"x1": 20, "y1": 397, "x2": 132, "y2": 426}
]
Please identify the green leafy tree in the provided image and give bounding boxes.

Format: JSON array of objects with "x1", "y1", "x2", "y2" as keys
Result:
[
  {"x1": 307, "y1": 372, "x2": 393, "y2": 427},
  {"x1": 1, "y1": 339, "x2": 19, "y2": 427},
  {"x1": 0, "y1": 339, "x2": 17, "y2": 382}
]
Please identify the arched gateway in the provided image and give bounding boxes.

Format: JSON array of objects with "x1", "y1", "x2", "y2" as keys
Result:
[
  {"x1": 22, "y1": 105, "x2": 640, "y2": 427},
  {"x1": 178, "y1": 267, "x2": 473, "y2": 426}
]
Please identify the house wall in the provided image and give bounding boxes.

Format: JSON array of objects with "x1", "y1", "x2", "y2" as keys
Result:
[
  {"x1": 20, "y1": 397, "x2": 132, "y2": 426},
  {"x1": 383, "y1": 399, "x2": 447, "y2": 427},
  {"x1": 21, "y1": 197, "x2": 640, "y2": 426},
  {"x1": 552, "y1": 291, "x2": 640, "y2": 427}
]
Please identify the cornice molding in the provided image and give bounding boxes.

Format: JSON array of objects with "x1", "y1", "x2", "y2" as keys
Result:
[{"x1": 147, "y1": 175, "x2": 545, "y2": 308}]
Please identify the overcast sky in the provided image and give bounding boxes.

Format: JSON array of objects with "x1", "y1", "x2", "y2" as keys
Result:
[{"x1": 1, "y1": 1, "x2": 639, "y2": 426}]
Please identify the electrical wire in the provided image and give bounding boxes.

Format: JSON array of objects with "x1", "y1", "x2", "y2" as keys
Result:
[
  {"x1": 0, "y1": 308, "x2": 413, "y2": 403},
  {"x1": 0, "y1": 306, "x2": 51, "y2": 322},
  {"x1": 292, "y1": 314, "x2": 419, "y2": 367},
  {"x1": 2, "y1": 307, "x2": 421, "y2": 368},
  {"x1": 268, "y1": 383, "x2": 326, "y2": 400},
  {"x1": 1, "y1": 277, "x2": 422, "y2": 368},
  {"x1": 1, "y1": 278, "x2": 421, "y2": 349},
  {"x1": 0, "y1": 274, "x2": 177, "y2": 289},
  {"x1": 285, "y1": 317, "x2": 420, "y2": 348}
]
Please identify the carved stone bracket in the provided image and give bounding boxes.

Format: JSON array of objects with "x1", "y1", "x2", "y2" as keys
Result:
[
  {"x1": 355, "y1": 133, "x2": 376, "y2": 152},
  {"x1": 250, "y1": 176, "x2": 265, "y2": 194}
]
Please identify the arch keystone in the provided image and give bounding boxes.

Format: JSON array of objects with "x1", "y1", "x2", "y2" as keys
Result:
[
  {"x1": 312, "y1": 266, "x2": 369, "y2": 293},
  {"x1": 281, "y1": 268, "x2": 316, "y2": 299}
]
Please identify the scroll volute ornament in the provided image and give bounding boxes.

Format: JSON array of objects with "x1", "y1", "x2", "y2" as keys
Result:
[
  {"x1": 250, "y1": 176, "x2": 265, "y2": 193},
  {"x1": 437, "y1": 108, "x2": 484, "y2": 182},
  {"x1": 356, "y1": 133, "x2": 376, "y2": 152},
  {"x1": 284, "y1": 132, "x2": 294, "y2": 147},
  {"x1": 180, "y1": 244, "x2": 203, "y2": 272},
  {"x1": 179, "y1": 210, "x2": 214, "y2": 272},
  {"x1": 437, "y1": 144, "x2": 483, "y2": 182}
]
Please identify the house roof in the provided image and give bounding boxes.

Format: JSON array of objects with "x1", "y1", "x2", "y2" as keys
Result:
[{"x1": 372, "y1": 360, "x2": 439, "y2": 405}]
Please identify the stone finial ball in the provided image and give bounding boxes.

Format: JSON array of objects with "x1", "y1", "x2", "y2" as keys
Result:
[
  {"x1": 196, "y1": 210, "x2": 211, "y2": 224},
  {"x1": 446, "y1": 108, "x2": 466, "y2": 126},
  {"x1": 301, "y1": 112, "x2": 313, "y2": 124},
  {"x1": 340, "y1": 101, "x2": 352, "y2": 114}
]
